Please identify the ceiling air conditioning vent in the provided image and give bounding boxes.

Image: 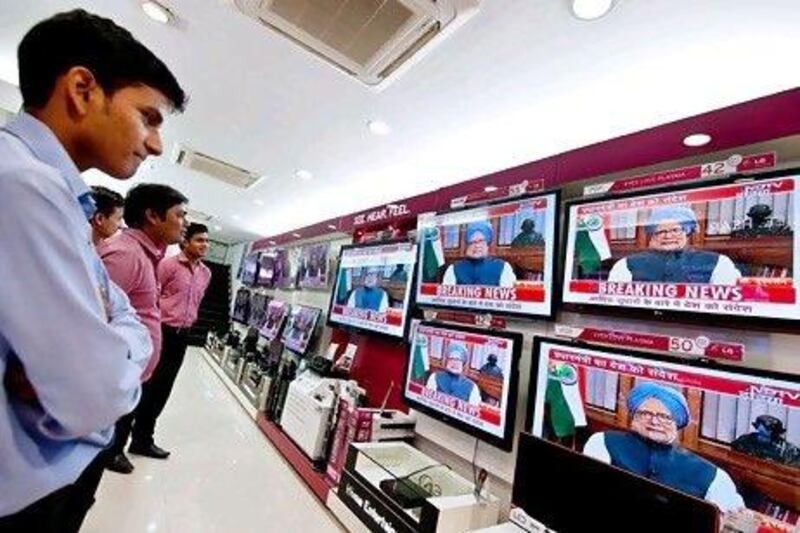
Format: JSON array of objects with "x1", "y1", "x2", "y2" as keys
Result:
[
  {"x1": 172, "y1": 145, "x2": 262, "y2": 189},
  {"x1": 233, "y1": 0, "x2": 479, "y2": 88},
  {"x1": 186, "y1": 207, "x2": 216, "y2": 223}
]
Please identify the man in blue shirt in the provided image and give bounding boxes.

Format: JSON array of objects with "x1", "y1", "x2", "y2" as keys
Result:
[{"x1": 0, "y1": 9, "x2": 186, "y2": 532}]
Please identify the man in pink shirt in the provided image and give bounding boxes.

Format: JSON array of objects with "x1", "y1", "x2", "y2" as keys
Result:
[
  {"x1": 98, "y1": 183, "x2": 187, "y2": 474},
  {"x1": 130, "y1": 223, "x2": 212, "y2": 454}
]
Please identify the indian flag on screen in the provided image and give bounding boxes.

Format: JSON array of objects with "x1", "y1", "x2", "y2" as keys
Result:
[
  {"x1": 574, "y1": 213, "x2": 611, "y2": 274},
  {"x1": 335, "y1": 267, "x2": 351, "y2": 304},
  {"x1": 411, "y1": 335, "x2": 430, "y2": 382},
  {"x1": 421, "y1": 228, "x2": 445, "y2": 282},
  {"x1": 546, "y1": 363, "x2": 587, "y2": 438}
]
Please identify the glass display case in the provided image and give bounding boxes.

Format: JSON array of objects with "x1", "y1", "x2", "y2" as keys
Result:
[{"x1": 338, "y1": 442, "x2": 500, "y2": 533}]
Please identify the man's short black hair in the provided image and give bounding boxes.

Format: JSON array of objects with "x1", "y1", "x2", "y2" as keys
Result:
[
  {"x1": 18, "y1": 9, "x2": 186, "y2": 111},
  {"x1": 91, "y1": 185, "x2": 124, "y2": 217},
  {"x1": 124, "y1": 183, "x2": 187, "y2": 229},
  {"x1": 185, "y1": 222, "x2": 209, "y2": 241}
]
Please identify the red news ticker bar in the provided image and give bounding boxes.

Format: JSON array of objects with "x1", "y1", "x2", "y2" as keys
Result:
[
  {"x1": 419, "y1": 283, "x2": 546, "y2": 302},
  {"x1": 568, "y1": 280, "x2": 796, "y2": 304},
  {"x1": 332, "y1": 306, "x2": 404, "y2": 326}
]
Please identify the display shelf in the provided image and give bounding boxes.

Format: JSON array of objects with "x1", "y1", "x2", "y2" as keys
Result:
[
  {"x1": 255, "y1": 414, "x2": 334, "y2": 502},
  {"x1": 201, "y1": 348, "x2": 258, "y2": 420}
]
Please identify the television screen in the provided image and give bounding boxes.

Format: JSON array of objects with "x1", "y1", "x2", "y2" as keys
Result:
[
  {"x1": 248, "y1": 292, "x2": 270, "y2": 329},
  {"x1": 232, "y1": 287, "x2": 251, "y2": 324},
  {"x1": 416, "y1": 192, "x2": 559, "y2": 318},
  {"x1": 562, "y1": 172, "x2": 799, "y2": 324},
  {"x1": 275, "y1": 248, "x2": 300, "y2": 290},
  {"x1": 281, "y1": 305, "x2": 322, "y2": 355},
  {"x1": 260, "y1": 299, "x2": 289, "y2": 341},
  {"x1": 403, "y1": 321, "x2": 521, "y2": 450},
  {"x1": 240, "y1": 251, "x2": 260, "y2": 286},
  {"x1": 298, "y1": 242, "x2": 330, "y2": 290},
  {"x1": 527, "y1": 337, "x2": 800, "y2": 526},
  {"x1": 256, "y1": 251, "x2": 277, "y2": 288},
  {"x1": 328, "y1": 241, "x2": 417, "y2": 338}
]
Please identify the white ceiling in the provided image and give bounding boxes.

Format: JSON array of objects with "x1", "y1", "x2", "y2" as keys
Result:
[{"x1": 1, "y1": 0, "x2": 799, "y2": 243}]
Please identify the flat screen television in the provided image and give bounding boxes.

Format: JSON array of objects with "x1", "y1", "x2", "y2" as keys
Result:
[
  {"x1": 232, "y1": 287, "x2": 251, "y2": 324},
  {"x1": 416, "y1": 191, "x2": 559, "y2": 319},
  {"x1": 256, "y1": 251, "x2": 277, "y2": 288},
  {"x1": 281, "y1": 304, "x2": 322, "y2": 355},
  {"x1": 240, "y1": 251, "x2": 260, "y2": 287},
  {"x1": 328, "y1": 241, "x2": 417, "y2": 339},
  {"x1": 274, "y1": 248, "x2": 299, "y2": 290},
  {"x1": 298, "y1": 242, "x2": 330, "y2": 290},
  {"x1": 561, "y1": 169, "x2": 800, "y2": 328},
  {"x1": 248, "y1": 292, "x2": 270, "y2": 329},
  {"x1": 527, "y1": 336, "x2": 800, "y2": 526},
  {"x1": 260, "y1": 299, "x2": 289, "y2": 342},
  {"x1": 403, "y1": 321, "x2": 521, "y2": 450},
  {"x1": 512, "y1": 434, "x2": 720, "y2": 533}
]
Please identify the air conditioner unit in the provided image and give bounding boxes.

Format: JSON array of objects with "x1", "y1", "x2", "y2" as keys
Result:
[
  {"x1": 171, "y1": 144, "x2": 262, "y2": 189},
  {"x1": 233, "y1": 0, "x2": 479, "y2": 89},
  {"x1": 186, "y1": 207, "x2": 216, "y2": 223}
]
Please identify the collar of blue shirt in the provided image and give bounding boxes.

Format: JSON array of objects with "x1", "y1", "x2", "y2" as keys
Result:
[{"x1": 2, "y1": 112, "x2": 95, "y2": 218}]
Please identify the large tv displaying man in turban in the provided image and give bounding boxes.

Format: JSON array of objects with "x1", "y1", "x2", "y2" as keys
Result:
[
  {"x1": 426, "y1": 343, "x2": 482, "y2": 405},
  {"x1": 607, "y1": 206, "x2": 742, "y2": 284},
  {"x1": 348, "y1": 266, "x2": 389, "y2": 312},
  {"x1": 442, "y1": 221, "x2": 517, "y2": 287},
  {"x1": 583, "y1": 382, "x2": 744, "y2": 513}
]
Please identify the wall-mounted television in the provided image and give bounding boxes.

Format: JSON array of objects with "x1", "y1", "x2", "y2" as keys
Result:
[
  {"x1": 527, "y1": 336, "x2": 800, "y2": 525},
  {"x1": 256, "y1": 250, "x2": 277, "y2": 288},
  {"x1": 240, "y1": 251, "x2": 260, "y2": 287},
  {"x1": 416, "y1": 191, "x2": 559, "y2": 319},
  {"x1": 403, "y1": 321, "x2": 522, "y2": 450},
  {"x1": 562, "y1": 170, "x2": 799, "y2": 328},
  {"x1": 260, "y1": 299, "x2": 289, "y2": 342},
  {"x1": 248, "y1": 292, "x2": 270, "y2": 329},
  {"x1": 281, "y1": 305, "x2": 322, "y2": 355},
  {"x1": 328, "y1": 241, "x2": 417, "y2": 339},
  {"x1": 232, "y1": 287, "x2": 251, "y2": 324},
  {"x1": 274, "y1": 248, "x2": 299, "y2": 290},
  {"x1": 298, "y1": 242, "x2": 330, "y2": 290}
]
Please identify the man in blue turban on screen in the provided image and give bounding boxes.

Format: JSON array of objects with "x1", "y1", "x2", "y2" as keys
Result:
[
  {"x1": 608, "y1": 205, "x2": 741, "y2": 284},
  {"x1": 583, "y1": 382, "x2": 744, "y2": 513},
  {"x1": 426, "y1": 343, "x2": 482, "y2": 405},
  {"x1": 347, "y1": 266, "x2": 389, "y2": 312},
  {"x1": 442, "y1": 220, "x2": 517, "y2": 287}
]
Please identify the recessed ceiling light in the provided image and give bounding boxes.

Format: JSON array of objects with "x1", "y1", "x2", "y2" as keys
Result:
[
  {"x1": 232, "y1": 214, "x2": 241, "y2": 221},
  {"x1": 683, "y1": 133, "x2": 712, "y2": 147},
  {"x1": 141, "y1": 1, "x2": 173, "y2": 24},
  {"x1": 213, "y1": 225, "x2": 222, "y2": 231},
  {"x1": 269, "y1": 240, "x2": 277, "y2": 245},
  {"x1": 327, "y1": 224, "x2": 337, "y2": 230},
  {"x1": 571, "y1": 0, "x2": 615, "y2": 20},
  {"x1": 253, "y1": 199, "x2": 265, "y2": 206},
  {"x1": 368, "y1": 119, "x2": 391, "y2": 136},
  {"x1": 484, "y1": 186, "x2": 498, "y2": 192},
  {"x1": 292, "y1": 232, "x2": 301, "y2": 238},
  {"x1": 295, "y1": 170, "x2": 313, "y2": 181}
]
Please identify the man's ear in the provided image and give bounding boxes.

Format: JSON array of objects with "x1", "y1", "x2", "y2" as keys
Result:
[
  {"x1": 90, "y1": 212, "x2": 103, "y2": 227},
  {"x1": 63, "y1": 66, "x2": 103, "y2": 118},
  {"x1": 143, "y1": 207, "x2": 162, "y2": 227}
]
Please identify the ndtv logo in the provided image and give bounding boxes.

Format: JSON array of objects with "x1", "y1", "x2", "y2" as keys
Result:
[
  {"x1": 741, "y1": 384, "x2": 800, "y2": 404},
  {"x1": 742, "y1": 181, "x2": 782, "y2": 197}
]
